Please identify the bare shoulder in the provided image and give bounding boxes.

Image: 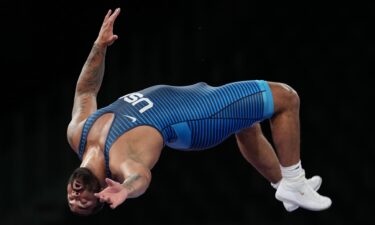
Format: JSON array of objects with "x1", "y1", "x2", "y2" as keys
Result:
[
  {"x1": 67, "y1": 119, "x2": 86, "y2": 153},
  {"x1": 110, "y1": 126, "x2": 164, "y2": 170}
]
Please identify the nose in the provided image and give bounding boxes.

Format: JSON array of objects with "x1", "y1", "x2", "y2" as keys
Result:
[{"x1": 72, "y1": 190, "x2": 80, "y2": 196}]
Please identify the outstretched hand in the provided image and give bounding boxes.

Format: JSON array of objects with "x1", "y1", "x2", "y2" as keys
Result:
[
  {"x1": 95, "y1": 8, "x2": 121, "y2": 47},
  {"x1": 94, "y1": 178, "x2": 128, "y2": 209}
]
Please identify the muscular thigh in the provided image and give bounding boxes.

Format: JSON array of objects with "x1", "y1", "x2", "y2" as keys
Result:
[{"x1": 236, "y1": 123, "x2": 263, "y2": 142}]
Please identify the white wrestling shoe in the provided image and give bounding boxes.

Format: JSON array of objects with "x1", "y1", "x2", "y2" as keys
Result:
[
  {"x1": 282, "y1": 176, "x2": 322, "y2": 212},
  {"x1": 272, "y1": 176, "x2": 322, "y2": 212},
  {"x1": 275, "y1": 173, "x2": 332, "y2": 211}
]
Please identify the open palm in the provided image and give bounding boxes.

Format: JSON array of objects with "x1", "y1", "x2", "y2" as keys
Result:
[{"x1": 94, "y1": 178, "x2": 128, "y2": 209}]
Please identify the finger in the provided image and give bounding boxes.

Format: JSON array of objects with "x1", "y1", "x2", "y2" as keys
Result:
[
  {"x1": 112, "y1": 8, "x2": 121, "y2": 17},
  {"x1": 94, "y1": 193, "x2": 105, "y2": 199},
  {"x1": 94, "y1": 189, "x2": 105, "y2": 196},
  {"x1": 110, "y1": 202, "x2": 118, "y2": 209},
  {"x1": 104, "y1": 196, "x2": 111, "y2": 202},
  {"x1": 105, "y1": 178, "x2": 116, "y2": 186},
  {"x1": 95, "y1": 194, "x2": 104, "y2": 202},
  {"x1": 105, "y1": 197, "x2": 113, "y2": 205},
  {"x1": 98, "y1": 195, "x2": 109, "y2": 203},
  {"x1": 108, "y1": 8, "x2": 121, "y2": 23},
  {"x1": 108, "y1": 35, "x2": 119, "y2": 45},
  {"x1": 104, "y1": 9, "x2": 112, "y2": 20}
]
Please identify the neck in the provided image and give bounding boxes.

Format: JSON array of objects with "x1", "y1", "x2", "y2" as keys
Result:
[{"x1": 80, "y1": 146, "x2": 106, "y2": 187}]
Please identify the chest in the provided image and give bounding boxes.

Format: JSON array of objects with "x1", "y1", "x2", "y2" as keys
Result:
[{"x1": 86, "y1": 113, "x2": 115, "y2": 148}]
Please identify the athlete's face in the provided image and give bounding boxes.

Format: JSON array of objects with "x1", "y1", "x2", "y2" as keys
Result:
[{"x1": 67, "y1": 179, "x2": 98, "y2": 215}]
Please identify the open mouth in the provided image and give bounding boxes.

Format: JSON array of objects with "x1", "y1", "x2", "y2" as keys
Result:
[{"x1": 73, "y1": 179, "x2": 83, "y2": 190}]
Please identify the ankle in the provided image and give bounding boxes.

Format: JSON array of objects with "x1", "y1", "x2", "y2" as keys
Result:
[
  {"x1": 280, "y1": 160, "x2": 303, "y2": 178},
  {"x1": 280, "y1": 161, "x2": 307, "y2": 185}
]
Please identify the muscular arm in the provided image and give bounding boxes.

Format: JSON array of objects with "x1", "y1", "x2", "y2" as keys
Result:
[
  {"x1": 94, "y1": 160, "x2": 151, "y2": 209},
  {"x1": 67, "y1": 8, "x2": 121, "y2": 150},
  {"x1": 120, "y1": 161, "x2": 152, "y2": 198},
  {"x1": 76, "y1": 44, "x2": 106, "y2": 96},
  {"x1": 71, "y1": 43, "x2": 107, "y2": 120}
]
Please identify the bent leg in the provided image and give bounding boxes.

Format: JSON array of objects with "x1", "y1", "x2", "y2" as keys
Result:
[
  {"x1": 236, "y1": 123, "x2": 323, "y2": 212},
  {"x1": 266, "y1": 81, "x2": 331, "y2": 211},
  {"x1": 235, "y1": 124, "x2": 281, "y2": 184},
  {"x1": 267, "y1": 82, "x2": 301, "y2": 167}
]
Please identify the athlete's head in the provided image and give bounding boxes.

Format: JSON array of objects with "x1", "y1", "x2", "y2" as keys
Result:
[{"x1": 66, "y1": 167, "x2": 104, "y2": 216}]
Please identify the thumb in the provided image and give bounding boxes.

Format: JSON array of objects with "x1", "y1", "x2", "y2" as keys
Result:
[
  {"x1": 105, "y1": 178, "x2": 116, "y2": 186},
  {"x1": 108, "y1": 35, "x2": 118, "y2": 46}
]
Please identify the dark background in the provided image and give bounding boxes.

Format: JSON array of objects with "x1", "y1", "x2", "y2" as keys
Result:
[{"x1": 1, "y1": 0, "x2": 374, "y2": 224}]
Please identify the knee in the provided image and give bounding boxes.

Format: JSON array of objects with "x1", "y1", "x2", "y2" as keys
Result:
[
  {"x1": 282, "y1": 83, "x2": 300, "y2": 108},
  {"x1": 271, "y1": 82, "x2": 300, "y2": 112}
]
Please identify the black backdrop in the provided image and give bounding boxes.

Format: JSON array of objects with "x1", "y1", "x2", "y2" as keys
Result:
[{"x1": 1, "y1": 0, "x2": 374, "y2": 225}]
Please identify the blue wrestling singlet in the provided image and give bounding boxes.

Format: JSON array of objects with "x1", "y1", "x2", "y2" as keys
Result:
[{"x1": 78, "y1": 80, "x2": 274, "y2": 177}]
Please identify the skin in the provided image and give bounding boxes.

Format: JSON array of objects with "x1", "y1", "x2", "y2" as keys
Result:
[
  {"x1": 67, "y1": 179, "x2": 97, "y2": 215},
  {"x1": 236, "y1": 82, "x2": 301, "y2": 183},
  {"x1": 66, "y1": 7, "x2": 302, "y2": 213}
]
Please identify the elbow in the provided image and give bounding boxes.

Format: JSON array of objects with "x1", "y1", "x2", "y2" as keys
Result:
[
  {"x1": 139, "y1": 170, "x2": 152, "y2": 196},
  {"x1": 127, "y1": 170, "x2": 152, "y2": 198},
  {"x1": 144, "y1": 170, "x2": 152, "y2": 186}
]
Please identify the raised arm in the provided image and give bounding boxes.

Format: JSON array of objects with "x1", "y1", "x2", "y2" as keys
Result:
[{"x1": 67, "y1": 8, "x2": 121, "y2": 150}]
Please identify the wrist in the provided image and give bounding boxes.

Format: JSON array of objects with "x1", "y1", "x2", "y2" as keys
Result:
[{"x1": 93, "y1": 41, "x2": 108, "y2": 49}]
